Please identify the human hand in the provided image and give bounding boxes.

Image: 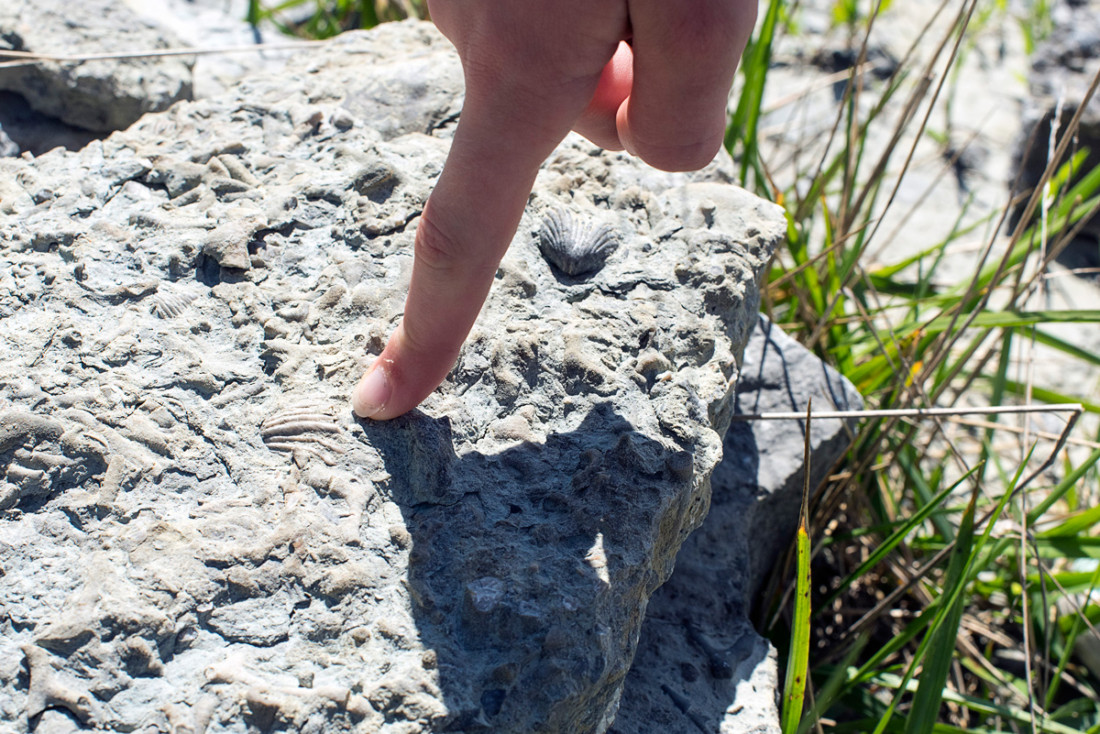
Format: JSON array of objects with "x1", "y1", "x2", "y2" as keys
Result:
[{"x1": 351, "y1": 0, "x2": 757, "y2": 420}]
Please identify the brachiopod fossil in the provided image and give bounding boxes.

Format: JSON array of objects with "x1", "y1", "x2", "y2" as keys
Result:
[
  {"x1": 261, "y1": 402, "x2": 344, "y2": 465},
  {"x1": 152, "y1": 290, "x2": 198, "y2": 319},
  {"x1": 537, "y1": 207, "x2": 619, "y2": 277}
]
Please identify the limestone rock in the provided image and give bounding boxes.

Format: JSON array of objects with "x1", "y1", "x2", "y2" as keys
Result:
[
  {"x1": 0, "y1": 21, "x2": 786, "y2": 733},
  {"x1": 0, "y1": 0, "x2": 193, "y2": 131},
  {"x1": 613, "y1": 316, "x2": 862, "y2": 734}
]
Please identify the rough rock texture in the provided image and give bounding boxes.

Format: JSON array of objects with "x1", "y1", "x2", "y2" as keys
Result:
[
  {"x1": 0, "y1": 21, "x2": 786, "y2": 733},
  {"x1": 1012, "y1": 0, "x2": 1100, "y2": 270},
  {"x1": 612, "y1": 316, "x2": 861, "y2": 734},
  {"x1": 0, "y1": 0, "x2": 193, "y2": 131}
]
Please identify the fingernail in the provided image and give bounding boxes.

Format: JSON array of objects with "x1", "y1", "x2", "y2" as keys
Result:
[{"x1": 352, "y1": 366, "x2": 391, "y2": 418}]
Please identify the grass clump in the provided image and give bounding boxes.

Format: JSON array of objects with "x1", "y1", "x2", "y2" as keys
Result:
[{"x1": 729, "y1": 0, "x2": 1100, "y2": 731}]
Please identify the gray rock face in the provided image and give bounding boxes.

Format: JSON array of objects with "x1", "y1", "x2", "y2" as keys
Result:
[
  {"x1": 612, "y1": 316, "x2": 861, "y2": 734},
  {"x1": 1012, "y1": 0, "x2": 1100, "y2": 269},
  {"x1": 0, "y1": 0, "x2": 193, "y2": 131},
  {"x1": 0, "y1": 21, "x2": 786, "y2": 733}
]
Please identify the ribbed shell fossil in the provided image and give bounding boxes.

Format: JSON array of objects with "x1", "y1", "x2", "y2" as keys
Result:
[
  {"x1": 261, "y1": 402, "x2": 344, "y2": 465},
  {"x1": 152, "y1": 290, "x2": 198, "y2": 319},
  {"x1": 537, "y1": 207, "x2": 620, "y2": 277}
]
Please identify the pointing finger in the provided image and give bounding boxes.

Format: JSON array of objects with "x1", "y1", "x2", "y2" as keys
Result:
[{"x1": 353, "y1": 21, "x2": 622, "y2": 419}]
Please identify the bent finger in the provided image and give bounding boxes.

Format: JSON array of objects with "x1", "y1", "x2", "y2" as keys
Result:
[
  {"x1": 618, "y1": 0, "x2": 756, "y2": 171},
  {"x1": 572, "y1": 40, "x2": 634, "y2": 151}
]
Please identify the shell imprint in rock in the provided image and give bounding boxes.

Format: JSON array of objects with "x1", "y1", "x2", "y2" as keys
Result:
[
  {"x1": 261, "y1": 402, "x2": 344, "y2": 465},
  {"x1": 152, "y1": 290, "x2": 199, "y2": 319},
  {"x1": 537, "y1": 207, "x2": 620, "y2": 277}
]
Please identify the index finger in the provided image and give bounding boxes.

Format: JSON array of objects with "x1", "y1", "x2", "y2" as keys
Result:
[{"x1": 352, "y1": 33, "x2": 619, "y2": 420}]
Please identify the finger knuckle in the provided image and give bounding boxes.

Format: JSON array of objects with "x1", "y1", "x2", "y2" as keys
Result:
[
  {"x1": 415, "y1": 212, "x2": 499, "y2": 277},
  {"x1": 415, "y1": 215, "x2": 469, "y2": 275},
  {"x1": 667, "y1": 8, "x2": 740, "y2": 63}
]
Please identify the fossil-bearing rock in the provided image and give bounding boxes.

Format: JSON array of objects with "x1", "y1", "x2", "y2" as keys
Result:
[
  {"x1": 0, "y1": 20, "x2": 787, "y2": 734},
  {"x1": 612, "y1": 316, "x2": 862, "y2": 733}
]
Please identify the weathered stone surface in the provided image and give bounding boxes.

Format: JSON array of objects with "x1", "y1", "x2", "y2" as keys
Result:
[
  {"x1": 1012, "y1": 0, "x2": 1100, "y2": 270},
  {"x1": 0, "y1": 21, "x2": 786, "y2": 733},
  {"x1": 0, "y1": 0, "x2": 193, "y2": 131},
  {"x1": 612, "y1": 316, "x2": 861, "y2": 734}
]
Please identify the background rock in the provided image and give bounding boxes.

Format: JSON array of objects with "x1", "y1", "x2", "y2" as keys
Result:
[
  {"x1": 0, "y1": 0, "x2": 194, "y2": 132},
  {"x1": 1012, "y1": 0, "x2": 1100, "y2": 271},
  {"x1": 612, "y1": 316, "x2": 861, "y2": 734},
  {"x1": 0, "y1": 21, "x2": 786, "y2": 733},
  {"x1": 121, "y1": 0, "x2": 303, "y2": 99},
  {"x1": 0, "y1": 0, "x2": 295, "y2": 156},
  {"x1": 0, "y1": 120, "x2": 18, "y2": 157},
  {"x1": 0, "y1": 91, "x2": 100, "y2": 157}
]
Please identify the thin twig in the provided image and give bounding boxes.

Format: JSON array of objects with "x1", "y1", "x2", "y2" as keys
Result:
[
  {"x1": 761, "y1": 62, "x2": 879, "y2": 116},
  {"x1": 0, "y1": 41, "x2": 320, "y2": 69},
  {"x1": 944, "y1": 415, "x2": 1100, "y2": 450},
  {"x1": 730, "y1": 403, "x2": 1083, "y2": 422}
]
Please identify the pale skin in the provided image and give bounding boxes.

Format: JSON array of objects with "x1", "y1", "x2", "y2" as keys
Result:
[{"x1": 352, "y1": 0, "x2": 758, "y2": 420}]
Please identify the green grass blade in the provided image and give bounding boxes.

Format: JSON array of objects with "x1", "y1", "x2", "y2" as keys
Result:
[
  {"x1": 782, "y1": 405, "x2": 814, "y2": 734},
  {"x1": 1034, "y1": 536, "x2": 1100, "y2": 560},
  {"x1": 922, "y1": 309, "x2": 1100, "y2": 333},
  {"x1": 1031, "y1": 328, "x2": 1100, "y2": 367},
  {"x1": 997, "y1": 381, "x2": 1100, "y2": 414},
  {"x1": 874, "y1": 456, "x2": 1022, "y2": 734},
  {"x1": 781, "y1": 519, "x2": 812, "y2": 734},
  {"x1": 902, "y1": 485, "x2": 978, "y2": 734},
  {"x1": 867, "y1": 671, "x2": 1085, "y2": 734},
  {"x1": 1038, "y1": 502, "x2": 1100, "y2": 538},
  {"x1": 726, "y1": 0, "x2": 783, "y2": 189},
  {"x1": 819, "y1": 465, "x2": 978, "y2": 614},
  {"x1": 1028, "y1": 446, "x2": 1100, "y2": 523},
  {"x1": 1047, "y1": 561, "x2": 1100, "y2": 708}
]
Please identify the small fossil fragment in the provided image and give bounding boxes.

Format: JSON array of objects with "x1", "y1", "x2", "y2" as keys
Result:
[
  {"x1": 537, "y1": 207, "x2": 620, "y2": 277},
  {"x1": 261, "y1": 402, "x2": 344, "y2": 465}
]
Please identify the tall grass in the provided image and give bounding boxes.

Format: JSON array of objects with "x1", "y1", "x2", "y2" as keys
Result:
[
  {"x1": 728, "y1": 0, "x2": 1100, "y2": 731},
  {"x1": 261, "y1": 0, "x2": 1100, "y2": 729}
]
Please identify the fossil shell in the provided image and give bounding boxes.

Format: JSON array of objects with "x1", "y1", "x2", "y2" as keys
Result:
[
  {"x1": 152, "y1": 290, "x2": 198, "y2": 319},
  {"x1": 261, "y1": 402, "x2": 344, "y2": 465},
  {"x1": 537, "y1": 207, "x2": 619, "y2": 277}
]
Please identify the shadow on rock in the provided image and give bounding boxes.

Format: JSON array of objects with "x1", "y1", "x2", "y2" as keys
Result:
[
  {"x1": 612, "y1": 316, "x2": 862, "y2": 734},
  {"x1": 355, "y1": 402, "x2": 701, "y2": 732}
]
